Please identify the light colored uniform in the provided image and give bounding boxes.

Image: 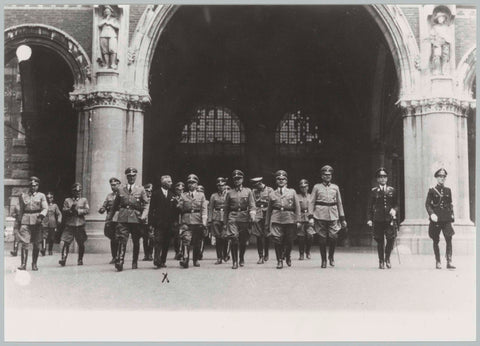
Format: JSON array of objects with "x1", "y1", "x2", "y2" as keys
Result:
[
  {"x1": 309, "y1": 182, "x2": 345, "y2": 239},
  {"x1": 18, "y1": 191, "x2": 48, "y2": 248}
]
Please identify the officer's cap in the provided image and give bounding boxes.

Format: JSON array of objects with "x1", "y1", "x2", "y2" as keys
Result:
[
  {"x1": 232, "y1": 170, "x2": 244, "y2": 179},
  {"x1": 46, "y1": 191, "x2": 54, "y2": 197},
  {"x1": 197, "y1": 185, "x2": 205, "y2": 193},
  {"x1": 109, "y1": 177, "x2": 121, "y2": 184},
  {"x1": 187, "y1": 174, "x2": 199, "y2": 183},
  {"x1": 144, "y1": 183, "x2": 153, "y2": 190},
  {"x1": 125, "y1": 167, "x2": 138, "y2": 176},
  {"x1": 175, "y1": 182, "x2": 185, "y2": 188},
  {"x1": 250, "y1": 177, "x2": 263, "y2": 184},
  {"x1": 434, "y1": 168, "x2": 448, "y2": 177},
  {"x1": 29, "y1": 176, "x2": 40, "y2": 185},
  {"x1": 216, "y1": 177, "x2": 227, "y2": 186},
  {"x1": 320, "y1": 165, "x2": 333, "y2": 174},
  {"x1": 71, "y1": 182, "x2": 82, "y2": 191},
  {"x1": 299, "y1": 179, "x2": 309, "y2": 187},
  {"x1": 275, "y1": 170, "x2": 288, "y2": 179},
  {"x1": 376, "y1": 168, "x2": 388, "y2": 177}
]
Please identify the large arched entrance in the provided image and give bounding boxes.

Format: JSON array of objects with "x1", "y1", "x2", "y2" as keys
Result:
[{"x1": 142, "y1": 5, "x2": 406, "y2": 243}]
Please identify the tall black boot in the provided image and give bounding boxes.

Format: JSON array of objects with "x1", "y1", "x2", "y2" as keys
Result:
[
  {"x1": 10, "y1": 239, "x2": 18, "y2": 257},
  {"x1": 180, "y1": 245, "x2": 190, "y2": 268},
  {"x1": 153, "y1": 243, "x2": 161, "y2": 267},
  {"x1": 319, "y1": 242, "x2": 327, "y2": 268},
  {"x1": 275, "y1": 243, "x2": 283, "y2": 269},
  {"x1": 224, "y1": 239, "x2": 231, "y2": 262},
  {"x1": 215, "y1": 238, "x2": 223, "y2": 264},
  {"x1": 109, "y1": 240, "x2": 117, "y2": 264},
  {"x1": 305, "y1": 236, "x2": 312, "y2": 259},
  {"x1": 298, "y1": 237, "x2": 305, "y2": 260},
  {"x1": 446, "y1": 236, "x2": 455, "y2": 269},
  {"x1": 264, "y1": 237, "x2": 269, "y2": 261},
  {"x1": 77, "y1": 242, "x2": 85, "y2": 265},
  {"x1": 48, "y1": 241, "x2": 54, "y2": 255},
  {"x1": 328, "y1": 239, "x2": 336, "y2": 267},
  {"x1": 115, "y1": 243, "x2": 126, "y2": 271},
  {"x1": 256, "y1": 236, "x2": 264, "y2": 264},
  {"x1": 285, "y1": 240, "x2": 292, "y2": 267},
  {"x1": 239, "y1": 241, "x2": 246, "y2": 267},
  {"x1": 41, "y1": 238, "x2": 46, "y2": 256},
  {"x1": 193, "y1": 243, "x2": 201, "y2": 267},
  {"x1": 147, "y1": 238, "x2": 154, "y2": 261},
  {"x1": 18, "y1": 248, "x2": 27, "y2": 270},
  {"x1": 231, "y1": 243, "x2": 239, "y2": 269},
  {"x1": 385, "y1": 238, "x2": 395, "y2": 269},
  {"x1": 198, "y1": 239, "x2": 205, "y2": 260},
  {"x1": 142, "y1": 237, "x2": 149, "y2": 261},
  {"x1": 132, "y1": 240, "x2": 140, "y2": 269},
  {"x1": 174, "y1": 236, "x2": 182, "y2": 260},
  {"x1": 32, "y1": 246, "x2": 39, "y2": 271},
  {"x1": 433, "y1": 240, "x2": 441, "y2": 269},
  {"x1": 59, "y1": 243, "x2": 69, "y2": 266}
]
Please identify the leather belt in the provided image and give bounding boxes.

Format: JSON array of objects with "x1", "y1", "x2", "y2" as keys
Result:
[
  {"x1": 24, "y1": 210, "x2": 41, "y2": 214},
  {"x1": 184, "y1": 209, "x2": 201, "y2": 214},
  {"x1": 315, "y1": 202, "x2": 336, "y2": 206},
  {"x1": 273, "y1": 207, "x2": 294, "y2": 212},
  {"x1": 121, "y1": 205, "x2": 141, "y2": 211},
  {"x1": 214, "y1": 208, "x2": 224, "y2": 211},
  {"x1": 256, "y1": 203, "x2": 267, "y2": 208},
  {"x1": 233, "y1": 208, "x2": 247, "y2": 212},
  {"x1": 302, "y1": 209, "x2": 309, "y2": 213}
]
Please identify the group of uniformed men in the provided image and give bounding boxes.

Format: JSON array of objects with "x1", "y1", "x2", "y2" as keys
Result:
[{"x1": 10, "y1": 165, "x2": 457, "y2": 271}]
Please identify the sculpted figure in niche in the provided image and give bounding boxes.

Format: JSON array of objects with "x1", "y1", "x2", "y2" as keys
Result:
[
  {"x1": 429, "y1": 9, "x2": 452, "y2": 76},
  {"x1": 98, "y1": 5, "x2": 120, "y2": 69}
]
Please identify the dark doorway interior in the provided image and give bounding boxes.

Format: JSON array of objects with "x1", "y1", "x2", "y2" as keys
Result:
[{"x1": 145, "y1": 5, "x2": 401, "y2": 241}]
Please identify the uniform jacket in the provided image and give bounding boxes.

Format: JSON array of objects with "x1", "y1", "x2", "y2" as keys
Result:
[
  {"x1": 253, "y1": 185, "x2": 274, "y2": 221},
  {"x1": 63, "y1": 197, "x2": 89, "y2": 226},
  {"x1": 425, "y1": 184, "x2": 454, "y2": 223},
  {"x1": 19, "y1": 191, "x2": 48, "y2": 225},
  {"x1": 310, "y1": 182, "x2": 345, "y2": 221},
  {"x1": 208, "y1": 191, "x2": 227, "y2": 223},
  {"x1": 101, "y1": 192, "x2": 117, "y2": 222},
  {"x1": 265, "y1": 187, "x2": 301, "y2": 226},
  {"x1": 178, "y1": 191, "x2": 208, "y2": 225},
  {"x1": 367, "y1": 185, "x2": 398, "y2": 222},
  {"x1": 148, "y1": 188, "x2": 177, "y2": 227},
  {"x1": 109, "y1": 184, "x2": 149, "y2": 224},
  {"x1": 297, "y1": 193, "x2": 313, "y2": 223},
  {"x1": 224, "y1": 186, "x2": 256, "y2": 223},
  {"x1": 42, "y1": 203, "x2": 62, "y2": 228}
]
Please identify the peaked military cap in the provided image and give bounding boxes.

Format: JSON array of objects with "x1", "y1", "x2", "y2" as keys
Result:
[
  {"x1": 376, "y1": 168, "x2": 388, "y2": 177},
  {"x1": 275, "y1": 170, "x2": 288, "y2": 178},
  {"x1": 187, "y1": 174, "x2": 199, "y2": 183},
  {"x1": 197, "y1": 185, "x2": 205, "y2": 193},
  {"x1": 71, "y1": 182, "x2": 82, "y2": 191},
  {"x1": 175, "y1": 182, "x2": 185, "y2": 188},
  {"x1": 109, "y1": 177, "x2": 121, "y2": 184},
  {"x1": 216, "y1": 177, "x2": 227, "y2": 186},
  {"x1": 320, "y1": 165, "x2": 333, "y2": 174},
  {"x1": 299, "y1": 179, "x2": 309, "y2": 187},
  {"x1": 29, "y1": 176, "x2": 40, "y2": 185},
  {"x1": 232, "y1": 170, "x2": 244, "y2": 178},
  {"x1": 144, "y1": 183, "x2": 153, "y2": 190},
  {"x1": 250, "y1": 177, "x2": 263, "y2": 184},
  {"x1": 125, "y1": 167, "x2": 138, "y2": 176},
  {"x1": 434, "y1": 168, "x2": 448, "y2": 177}
]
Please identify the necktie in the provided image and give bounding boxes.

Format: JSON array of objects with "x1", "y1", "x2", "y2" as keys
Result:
[
  {"x1": 164, "y1": 190, "x2": 168, "y2": 198},
  {"x1": 280, "y1": 188, "x2": 283, "y2": 195},
  {"x1": 128, "y1": 185, "x2": 132, "y2": 193}
]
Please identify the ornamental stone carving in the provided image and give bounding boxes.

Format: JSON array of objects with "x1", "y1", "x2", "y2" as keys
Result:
[{"x1": 70, "y1": 91, "x2": 151, "y2": 112}]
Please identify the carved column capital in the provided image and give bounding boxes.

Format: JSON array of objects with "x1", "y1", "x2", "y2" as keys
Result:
[
  {"x1": 69, "y1": 90, "x2": 151, "y2": 112},
  {"x1": 398, "y1": 97, "x2": 475, "y2": 118}
]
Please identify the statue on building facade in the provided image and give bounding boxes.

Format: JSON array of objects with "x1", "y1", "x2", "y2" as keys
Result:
[
  {"x1": 429, "y1": 8, "x2": 453, "y2": 76},
  {"x1": 98, "y1": 5, "x2": 120, "y2": 69}
]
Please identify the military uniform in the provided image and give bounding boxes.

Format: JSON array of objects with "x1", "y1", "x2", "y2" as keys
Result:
[
  {"x1": 41, "y1": 200, "x2": 62, "y2": 255},
  {"x1": 17, "y1": 176, "x2": 48, "y2": 271},
  {"x1": 251, "y1": 177, "x2": 274, "y2": 264},
  {"x1": 60, "y1": 183, "x2": 89, "y2": 266},
  {"x1": 310, "y1": 165, "x2": 346, "y2": 268},
  {"x1": 367, "y1": 168, "x2": 398, "y2": 269},
  {"x1": 265, "y1": 171, "x2": 300, "y2": 268},
  {"x1": 425, "y1": 168, "x2": 455, "y2": 269},
  {"x1": 208, "y1": 177, "x2": 229, "y2": 264},
  {"x1": 99, "y1": 177, "x2": 121, "y2": 264},
  {"x1": 172, "y1": 182, "x2": 185, "y2": 260},
  {"x1": 108, "y1": 167, "x2": 149, "y2": 271},
  {"x1": 10, "y1": 204, "x2": 21, "y2": 257},
  {"x1": 297, "y1": 180, "x2": 315, "y2": 260},
  {"x1": 141, "y1": 184, "x2": 154, "y2": 261},
  {"x1": 177, "y1": 175, "x2": 208, "y2": 268}
]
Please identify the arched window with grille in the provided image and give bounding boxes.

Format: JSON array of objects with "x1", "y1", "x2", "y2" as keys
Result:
[
  {"x1": 178, "y1": 106, "x2": 245, "y2": 155},
  {"x1": 275, "y1": 110, "x2": 322, "y2": 154}
]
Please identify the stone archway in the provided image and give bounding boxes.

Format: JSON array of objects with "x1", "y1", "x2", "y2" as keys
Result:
[
  {"x1": 5, "y1": 24, "x2": 92, "y2": 91},
  {"x1": 456, "y1": 46, "x2": 476, "y2": 99}
]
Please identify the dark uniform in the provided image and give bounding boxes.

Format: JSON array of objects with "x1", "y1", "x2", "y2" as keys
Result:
[
  {"x1": 41, "y1": 194, "x2": 62, "y2": 256},
  {"x1": 177, "y1": 174, "x2": 208, "y2": 268},
  {"x1": 297, "y1": 179, "x2": 315, "y2": 260},
  {"x1": 425, "y1": 168, "x2": 455, "y2": 269},
  {"x1": 251, "y1": 177, "x2": 274, "y2": 264},
  {"x1": 309, "y1": 165, "x2": 347, "y2": 268},
  {"x1": 367, "y1": 168, "x2": 398, "y2": 269},
  {"x1": 265, "y1": 170, "x2": 300, "y2": 269},
  {"x1": 172, "y1": 182, "x2": 185, "y2": 260},
  {"x1": 17, "y1": 176, "x2": 48, "y2": 271},
  {"x1": 60, "y1": 183, "x2": 89, "y2": 266},
  {"x1": 208, "y1": 177, "x2": 229, "y2": 264},
  {"x1": 108, "y1": 167, "x2": 149, "y2": 271},
  {"x1": 142, "y1": 183, "x2": 154, "y2": 261},
  {"x1": 99, "y1": 177, "x2": 121, "y2": 264},
  {"x1": 224, "y1": 170, "x2": 256, "y2": 269}
]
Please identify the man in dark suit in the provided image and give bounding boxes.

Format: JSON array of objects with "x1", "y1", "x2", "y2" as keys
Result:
[{"x1": 148, "y1": 175, "x2": 177, "y2": 268}]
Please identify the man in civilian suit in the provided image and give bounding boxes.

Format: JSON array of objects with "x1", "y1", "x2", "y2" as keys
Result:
[{"x1": 148, "y1": 175, "x2": 177, "y2": 268}]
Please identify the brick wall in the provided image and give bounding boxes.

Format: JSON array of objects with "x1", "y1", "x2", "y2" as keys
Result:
[
  {"x1": 400, "y1": 6, "x2": 420, "y2": 48},
  {"x1": 5, "y1": 5, "x2": 93, "y2": 60},
  {"x1": 455, "y1": 6, "x2": 476, "y2": 66},
  {"x1": 129, "y1": 4, "x2": 148, "y2": 44}
]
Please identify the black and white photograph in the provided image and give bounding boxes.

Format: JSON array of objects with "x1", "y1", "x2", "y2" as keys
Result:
[{"x1": 2, "y1": 2, "x2": 477, "y2": 342}]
